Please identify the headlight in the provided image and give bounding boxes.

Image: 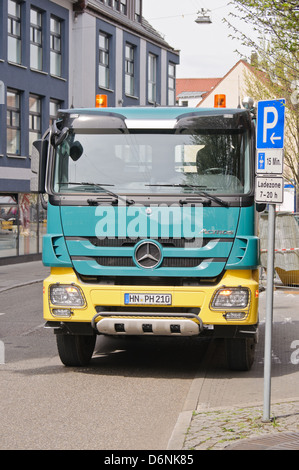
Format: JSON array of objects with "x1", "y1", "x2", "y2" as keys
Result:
[
  {"x1": 49, "y1": 285, "x2": 85, "y2": 307},
  {"x1": 211, "y1": 288, "x2": 249, "y2": 309}
]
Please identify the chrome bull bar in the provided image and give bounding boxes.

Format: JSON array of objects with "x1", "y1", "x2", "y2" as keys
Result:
[{"x1": 91, "y1": 311, "x2": 203, "y2": 337}]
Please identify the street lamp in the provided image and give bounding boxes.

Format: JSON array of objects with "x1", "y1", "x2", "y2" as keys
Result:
[{"x1": 195, "y1": 9, "x2": 212, "y2": 24}]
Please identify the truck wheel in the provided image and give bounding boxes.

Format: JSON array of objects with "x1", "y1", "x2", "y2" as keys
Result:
[
  {"x1": 225, "y1": 337, "x2": 256, "y2": 371},
  {"x1": 56, "y1": 334, "x2": 96, "y2": 367}
]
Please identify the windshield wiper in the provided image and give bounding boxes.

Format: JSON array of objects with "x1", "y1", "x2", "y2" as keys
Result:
[
  {"x1": 190, "y1": 189, "x2": 229, "y2": 207},
  {"x1": 59, "y1": 182, "x2": 135, "y2": 205},
  {"x1": 145, "y1": 184, "x2": 229, "y2": 207}
]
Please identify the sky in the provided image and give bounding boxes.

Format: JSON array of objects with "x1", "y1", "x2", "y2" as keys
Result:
[{"x1": 143, "y1": 0, "x2": 254, "y2": 79}]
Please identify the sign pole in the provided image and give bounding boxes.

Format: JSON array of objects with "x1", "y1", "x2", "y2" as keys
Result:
[
  {"x1": 255, "y1": 98, "x2": 285, "y2": 422},
  {"x1": 263, "y1": 202, "x2": 276, "y2": 422}
]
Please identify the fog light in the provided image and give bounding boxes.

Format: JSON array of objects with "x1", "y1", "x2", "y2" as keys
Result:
[
  {"x1": 51, "y1": 308, "x2": 72, "y2": 318},
  {"x1": 212, "y1": 287, "x2": 249, "y2": 309},
  {"x1": 50, "y1": 284, "x2": 85, "y2": 307},
  {"x1": 225, "y1": 312, "x2": 247, "y2": 321}
]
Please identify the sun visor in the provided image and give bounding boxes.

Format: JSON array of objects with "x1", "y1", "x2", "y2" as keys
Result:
[
  {"x1": 175, "y1": 110, "x2": 252, "y2": 132},
  {"x1": 56, "y1": 111, "x2": 128, "y2": 134}
]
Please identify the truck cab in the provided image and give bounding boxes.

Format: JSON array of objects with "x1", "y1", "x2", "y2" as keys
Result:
[{"x1": 31, "y1": 106, "x2": 260, "y2": 370}]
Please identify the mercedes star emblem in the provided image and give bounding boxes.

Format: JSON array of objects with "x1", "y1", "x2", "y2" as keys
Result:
[{"x1": 134, "y1": 241, "x2": 162, "y2": 269}]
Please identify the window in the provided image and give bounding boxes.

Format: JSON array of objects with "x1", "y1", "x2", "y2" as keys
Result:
[
  {"x1": 135, "y1": 0, "x2": 141, "y2": 22},
  {"x1": 29, "y1": 95, "x2": 42, "y2": 153},
  {"x1": 168, "y1": 63, "x2": 176, "y2": 106},
  {"x1": 50, "y1": 16, "x2": 62, "y2": 77},
  {"x1": 50, "y1": 99, "x2": 62, "y2": 125},
  {"x1": 148, "y1": 54, "x2": 157, "y2": 103},
  {"x1": 125, "y1": 44, "x2": 135, "y2": 96},
  {"x1": 7, "y1": 0, "x2": 21, "y2": 64},
  {"x1": 114, "y1": 1, "x2": 120, "y2": 11},
  {"x1": 120, "y1": 0, "x2": 127, "y2": 14},
  {"x1": 53, "y1": 128, "x2": 250, "y2": 196},
  {"x1": 99, "y1": 32, "x2": 110, "y2": 89},
  {"x1": 7, "y1": 90, "x2": 21, "y2": 155},
  {"x1": 30, "y1": 8, "x2": 43, "y2": 71}
]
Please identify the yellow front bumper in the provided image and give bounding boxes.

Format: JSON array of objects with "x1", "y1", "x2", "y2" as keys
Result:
[{"x1": 43, "y1": 268, "x2": 259, "y2": 329}]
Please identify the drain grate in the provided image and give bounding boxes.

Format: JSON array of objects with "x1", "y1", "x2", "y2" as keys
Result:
[{"x1": 226, "y1": 432, "x2": 299, "y2": 450}]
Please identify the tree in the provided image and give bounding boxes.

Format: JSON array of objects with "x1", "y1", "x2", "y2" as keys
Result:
[{"x1": 224, "y1": 1, "x2": 299, "y2": 209}]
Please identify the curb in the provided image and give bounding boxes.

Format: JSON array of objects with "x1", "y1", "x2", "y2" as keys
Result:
[
  {"x1": 0, "y1": 278, "x2": 44, "y2": 294},
  {"x1": 167, "y1": 341, "x2": 214, "y2": 450}
]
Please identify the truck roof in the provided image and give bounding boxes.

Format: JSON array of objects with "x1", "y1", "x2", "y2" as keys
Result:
[{"x1": 58, "y1": 106, "x2": 249, "y2": 121}]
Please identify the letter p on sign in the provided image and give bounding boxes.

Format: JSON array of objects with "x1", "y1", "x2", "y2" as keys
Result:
[
  {"x1": 263, "y1": 107, "x2": 278, "y2": 143},
  {"x1": 257, "y1": 99, "x2": 285, "y2": 150}
]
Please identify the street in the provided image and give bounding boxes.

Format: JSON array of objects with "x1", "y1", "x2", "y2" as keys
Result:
[
  {"x1": 0, "y1": 279, "x2": 299, "y2": 450},
  {"x1": 0, "y1": 282, "x2": 210, "y2": 450}
]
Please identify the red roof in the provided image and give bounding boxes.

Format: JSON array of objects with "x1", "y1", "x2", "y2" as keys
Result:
[{"x1": 176, "y1": 78, "x2": 221, "y2": 98}]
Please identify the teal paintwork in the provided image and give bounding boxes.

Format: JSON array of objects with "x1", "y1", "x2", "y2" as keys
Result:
[
  {"x1": 43, "y1": 106, "x2": 258, "y2": 275},
  {"x1": 66, "y1": 106, "x2": 227, "y2": 120},
  {"x1": 65, "y1": 238, "x2": 232, "y2": 259},
  {"x1": 43, "y1": 202, "x2": 259, "y2": 275},
  {"x1": 71, "y1": 259, "x2": 226, "y2": 278},
  {"x1": 60, "y1": 205, "x2": 239, "y2": 238}
]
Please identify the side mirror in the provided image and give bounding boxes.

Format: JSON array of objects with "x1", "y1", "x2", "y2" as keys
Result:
[
  {"x1": 30, "y1": 139, "x2": 48, "y2": 193},
  {"x1": 256, "y1": 203, "x2": 266, "y2": 213},
  {"x1": 70, "y1": 141, "x2": 83, "y2": 161}
]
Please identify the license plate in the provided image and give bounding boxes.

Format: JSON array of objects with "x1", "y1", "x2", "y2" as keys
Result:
[{"x1": 124, "y1": 293, "x2": 172, "y2": 305}]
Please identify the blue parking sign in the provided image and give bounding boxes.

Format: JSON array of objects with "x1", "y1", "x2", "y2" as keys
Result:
[{"x1": 256, "y1": 99, "x2": 285, "y2": 149}]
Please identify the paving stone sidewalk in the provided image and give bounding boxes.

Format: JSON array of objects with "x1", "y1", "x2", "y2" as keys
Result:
[{"x1": 183, "y1": 401, "x2": 299, "y2": 450}]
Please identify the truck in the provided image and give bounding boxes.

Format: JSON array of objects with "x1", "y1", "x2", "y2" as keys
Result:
[{"x1": 31, "y1": 100, "x2": 260, "y2": 370}]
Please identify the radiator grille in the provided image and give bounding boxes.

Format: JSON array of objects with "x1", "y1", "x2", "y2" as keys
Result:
[{"x1": 94, "y1": 256, "x2": 206, "y2": 268}]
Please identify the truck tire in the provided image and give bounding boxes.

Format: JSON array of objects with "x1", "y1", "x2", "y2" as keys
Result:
[
  {"x1": 225, "y1": 337, "x2": 256, "y2": 371},
  {"x1": 56, "y1": 334, "x2": 96, "y2": 367}
]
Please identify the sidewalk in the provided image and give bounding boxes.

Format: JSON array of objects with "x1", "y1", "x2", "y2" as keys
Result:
[
  {"x1": 181, "y1": 401, "x2": 299, "y2": 450},
  {"x1": 169, "y1": 286, "x2": 299, "y2": 451},
  {"x1": 0, "y1": 260, "x2": 50, "y2": 293}
]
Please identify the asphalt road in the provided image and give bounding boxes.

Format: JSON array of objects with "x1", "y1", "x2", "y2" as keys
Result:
[
  {"x1": 0, "y1": 282, "x2": 211, "y2": 450},
  {"x1": 0, "y1": 281, "x2": 298, "y2": 450}
]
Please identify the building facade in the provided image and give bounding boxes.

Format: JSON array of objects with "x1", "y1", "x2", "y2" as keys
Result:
[
  {"x1": 71, "y1": 0, "x2": 179, "y2": 108},
  {"x1": 0, "y1": 0, "x2": 180, "y2": 262}
]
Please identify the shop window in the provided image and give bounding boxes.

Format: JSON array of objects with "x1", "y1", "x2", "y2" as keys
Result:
[{"x1": 0, "y1": 195, "x2": 47, "y2": 258}]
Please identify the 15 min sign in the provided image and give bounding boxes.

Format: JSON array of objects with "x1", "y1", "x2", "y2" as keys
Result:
[{"x1": 256, "y1": 148, "x2": 283, "y2": 174}]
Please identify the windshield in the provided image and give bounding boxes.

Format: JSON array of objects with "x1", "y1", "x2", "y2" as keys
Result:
[{"x1": 53, "y1": 129, "x2": 251, "y2": 196}]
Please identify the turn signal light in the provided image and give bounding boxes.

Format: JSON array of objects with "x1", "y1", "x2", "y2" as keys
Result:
[
  {"x1": 219, "y1": 289, "x2": 232, "y2": 296},
  {"x1": 214, "y1": 94, "x2": 226, "y2": 108},
  {"x1": 96, "y1": 94, "x2": 108, "y2": 108}
]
